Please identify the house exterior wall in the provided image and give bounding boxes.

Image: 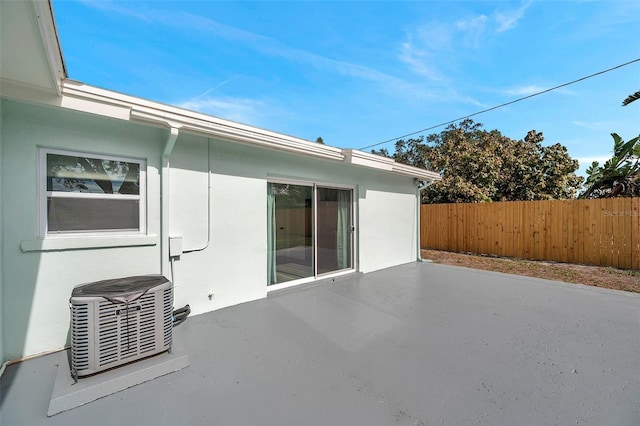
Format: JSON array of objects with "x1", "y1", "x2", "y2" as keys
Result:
[
  {"x1": 168, "y1": 135, "x2": 419, "y2": 318},
  {"x1": 1, "y1": 98, "x2": 5, "y2": 365},
  {"x1": 1, "y1": 99, "x2": 420, "y2": 361},
  {"x1": 1, "y1": 100, "x2": 164, "y2": 360}
]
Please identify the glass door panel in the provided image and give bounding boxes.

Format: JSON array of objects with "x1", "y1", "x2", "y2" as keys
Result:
[
  {"x1": 267, "y1": 183, "x2": 314, "y2": 285},
  {"x1": 316, "y1": 187, "x2": 352, "y2": 275}
]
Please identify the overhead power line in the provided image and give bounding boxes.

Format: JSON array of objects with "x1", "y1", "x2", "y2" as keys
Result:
[{"x1": 359, "y1": 58, "x2": 640, "y2": 151}]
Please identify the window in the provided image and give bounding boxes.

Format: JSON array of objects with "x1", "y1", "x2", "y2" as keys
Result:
[{"x1": 40, "y1": 149, "x2": 146, "y2": 236}]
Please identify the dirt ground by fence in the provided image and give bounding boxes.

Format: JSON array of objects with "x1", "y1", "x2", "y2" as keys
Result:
[{"x1": 421, "y1": 249, "x2": 640, "y2": 293}]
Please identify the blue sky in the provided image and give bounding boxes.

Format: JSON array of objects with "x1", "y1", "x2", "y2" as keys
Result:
[{"x1": 53, "y1": 0, "x2": 640, "y2": 177}]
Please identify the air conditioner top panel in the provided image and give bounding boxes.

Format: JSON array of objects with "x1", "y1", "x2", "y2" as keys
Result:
[{"x1": 71, "y1": 275, "x2": 170, "y2": 298}]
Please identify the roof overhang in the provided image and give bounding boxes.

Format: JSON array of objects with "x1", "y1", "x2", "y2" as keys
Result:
[
  {"x1": 59, "y1": 81, "x2": 440, "y2": 181},
  {"x1": 342, "y1": 149, "x2": 441, "y2": 181},
  {"x1": 59, "y1": 80, "x2": 345, "y2": 162},
  {"x1": 0, "y1": 0, "x2": 67, "y2": 97}
]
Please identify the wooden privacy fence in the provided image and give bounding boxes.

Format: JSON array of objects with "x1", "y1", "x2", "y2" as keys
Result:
[{"x1": 421, "y1": 198, "x2": 640, "y2": 270}]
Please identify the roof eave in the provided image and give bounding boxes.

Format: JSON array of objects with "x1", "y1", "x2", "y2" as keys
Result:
[
  {"x1": 31, "y1": 0, "x2": 67, "y2": 94},
  {"x1": 342, "y1": 149, "x2": 441, "y2": 181},
  {"x1": 58, "y1": 80, "x2": 439, "y2": 179}
]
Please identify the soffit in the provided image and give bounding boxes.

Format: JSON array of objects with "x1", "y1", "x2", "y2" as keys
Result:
[{"x1": 0, "y1": 0, "x2": 66, "y2": 97}]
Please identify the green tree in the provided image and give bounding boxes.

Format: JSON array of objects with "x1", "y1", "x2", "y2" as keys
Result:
[
  {"x1": 579, "y1": 133, "x2": 640, "y2": 198},
  {"x1": 373, "y1": 119, "x2": 583, "y2": 203},
  {"x1": 579, "y1": 90, "x2": 640, "y2": 198}
]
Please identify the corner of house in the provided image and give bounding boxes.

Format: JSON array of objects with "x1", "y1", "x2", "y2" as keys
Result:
[{"x1": 1, "y1": 97, "x2": 6, "y2": 368}]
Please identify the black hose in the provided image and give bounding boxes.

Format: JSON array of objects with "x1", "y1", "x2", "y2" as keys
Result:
[{"x1": 172, "y1": 304, "x2": 190, "y2": 326}]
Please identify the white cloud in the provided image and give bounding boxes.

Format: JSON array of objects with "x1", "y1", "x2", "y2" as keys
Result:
[
  {"x1": 494, "y1": 0, "x2": 533, "y2": 33},
  {"x1": 415, "y1": 22, "x2": 454, "y2": 49},
  {"x1": 397, "y1": 20, "x2": 463, "y2": 81},
  {"x1": 78, "y1": 0, "x2": 153, "y2": 21},
  {"x1": 576, "y1": 156, "x2": 610, "y2": 166},
  {"x1": 398, "y1": 40, "x2": 445, "y2": 81},
  {"x1": 187, "y1": 75, "x2": 246, "y2": 101},
  {"x1": 400, "y1": 0, "x2": 530, "y2": 82},
  {"x1": 456, "y1": 14, "x2": 488, "y2": 32},
  {"x1": 572, "y1": 120, "x2": 616, "y2": 131},
  {"x1": 83, "y1": 2, "x2": 412, "y2": 93},
  {"x1": 397, "y1": 22, "x2": 455, "y2": 81},
  {"x1": 177, "y1": 97, "x2": 266, "y2": 125},
  {"x1": 504, "y1": 85, "x2": 548, "y2": 96},
  {"x1": 575, "y1": 155, "x2": 611, "y2": 178},
  {"x1": 495, "y1": 83, "x2": 575, "y2": 98},
  {"x1": 397, "y1": 8, "x2": 501, "y2": 82},
  {"x1": 455, "y1": 14, "x2": 488, "y2": 46},
  {"x1": 457, "y1": 94, "x2": 489, "y2": 108}
]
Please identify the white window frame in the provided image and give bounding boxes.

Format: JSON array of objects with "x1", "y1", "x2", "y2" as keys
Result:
[{"x1": 38, "y1": 148, "x2": 147, "y2": 238}]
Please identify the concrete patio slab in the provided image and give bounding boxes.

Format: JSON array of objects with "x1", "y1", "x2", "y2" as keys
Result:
[
  {"x1": 1, "y1": 262, "x2": 639, "y2": 425},
  {"x1": 47, "y1": 347, "x2": 189, "y2": 416}
]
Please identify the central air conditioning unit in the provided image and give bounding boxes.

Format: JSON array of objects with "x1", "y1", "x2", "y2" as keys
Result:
[{"x1": 70, "y1": 275, "x2": 173, "y2": 380}]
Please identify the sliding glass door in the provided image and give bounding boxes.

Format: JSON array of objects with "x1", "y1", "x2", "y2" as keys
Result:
[
  {"x1": 267, "y1": 183, "x2": 314, "y2": 285},
  {"x1": 268, "y1": 182, "x2": 353, "y2": 286},
  {"x1": 316, "y1": 187, "x2": 352, "y2": 275}
]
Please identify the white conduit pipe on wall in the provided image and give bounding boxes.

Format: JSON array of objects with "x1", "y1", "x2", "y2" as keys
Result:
[
  {"x1": 167, "y1": 137, "x2": 212, "y2": 291},
  {"x1": 183, "y1": 138, "x2": 212, "y2": 254}
]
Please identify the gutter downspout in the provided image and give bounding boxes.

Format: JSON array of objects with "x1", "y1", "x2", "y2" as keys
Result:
[
  {"x1": 161, "y1": 126, "x2": 180, "y2": 278},
  {"x1": 416, "y1": 179, "x2": 435, "y2": 262},
  {"x1": 416, "y1": 179, "x2": 422, "y2": 261}
]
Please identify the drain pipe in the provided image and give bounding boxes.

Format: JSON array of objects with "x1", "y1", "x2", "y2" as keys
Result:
[
  {"x1": 416, "y1": 179, "x2": 434, "y2": 261},
  {"x1": 415, "y1": 179, "x2": 422, "y2": 261},
  {"x1": 161, "y1": 127, "x2": 180, "y2": 278}
]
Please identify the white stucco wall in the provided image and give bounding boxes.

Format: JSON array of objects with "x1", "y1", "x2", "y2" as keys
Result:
[
  {"x1": 1, "y1": 100, "x2": 165, "y2": 360},
  {"x1": 167, "y1": 135, "x2": 419, "y2": 317},
  {"x1": 1, "y1": 99, "x2": 421, "y2": 361},
  {"x1": 168, "y1": 135, "x2": 269, "y2": 316},
  {"x1": 358, "y1": 186, "x2": 418, "y2": 272},
  {"x1": 1, "y1": 98, "x2": 5, "y2": 365}
]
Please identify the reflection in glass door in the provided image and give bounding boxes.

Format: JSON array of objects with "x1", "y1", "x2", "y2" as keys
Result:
[
  {"x1": 268, "y1": 183, "x2": 353, "y2": 286},
  {"x1": 267, "y1": 183, "x2": 314, "y2": 285},
  {"x1": 317, "y1": 188, "x2": 352, "y2": 275}
]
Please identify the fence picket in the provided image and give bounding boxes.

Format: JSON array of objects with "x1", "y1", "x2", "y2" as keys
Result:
[{"x1": 420, "y1": 198, "x2": 638, "y2": 270}]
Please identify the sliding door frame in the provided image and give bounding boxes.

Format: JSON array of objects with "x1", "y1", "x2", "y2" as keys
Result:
[{"x1": 267, "y1": 178, "x2": 357, "y2": 292}]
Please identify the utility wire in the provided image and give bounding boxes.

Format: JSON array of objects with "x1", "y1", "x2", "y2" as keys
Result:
[{"x1": 359, "y1": 58, "x2": 640, "y2": 151}]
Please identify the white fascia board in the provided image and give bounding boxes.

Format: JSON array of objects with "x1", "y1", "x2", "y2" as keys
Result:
[
  {"x1": 60, "y1": 80, "x2": 345, "y2": 162},
  {"x1": 390, "y1": 162, "x2": 441, "y2": 181},
  {"x1": 30, "y1": 0, "x2": 67, "y2": 94},
  {"x1": 59, "y1": 80, "x2": 440, "y2": 179},
  {"x1": 342, "y1": 149, "x2": 441, "y2": 181},
  {"x1": 130, "y1": 105, "x2": 345, "y2": 161},
  {"x1": 342, "y1": 149, "x2": 396, "y2": 171}
]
